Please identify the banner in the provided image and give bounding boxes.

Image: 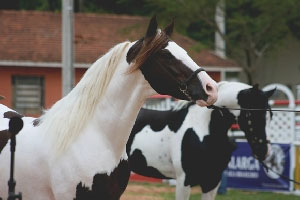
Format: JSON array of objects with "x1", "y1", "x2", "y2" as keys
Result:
[{"x1": 226, "y1": 142, "x2": 291, "y2": 191}]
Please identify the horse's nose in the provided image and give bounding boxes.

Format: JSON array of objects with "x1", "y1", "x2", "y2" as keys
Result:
[
  {"x1": 198, "y1": 71, "x2": 218, "y2": 105},
  {"x1": 204, "y1": 81, "x2": 218, "y2": 105},
  {"x1": 196, "y1": 70, "x2": 218, "y2": 106}
]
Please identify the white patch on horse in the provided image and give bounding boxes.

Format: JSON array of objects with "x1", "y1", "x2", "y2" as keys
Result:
[{"x1": 130, "y1": 125, "x2": 175, "y2": 177}]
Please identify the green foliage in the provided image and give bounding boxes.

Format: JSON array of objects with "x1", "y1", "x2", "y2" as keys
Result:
[
  {"x1": 190, "y1": 42, "x2": 209, "y2": 53},
  {"x1": 186, "y1": 21, "x2": 215, "y2": 49},
  {"x1": 226, "y1": 0, "x2": 296, "y2": 53},
  {"x1": 79, "y1": 0, "x2": 153, "y2": 15},
  {"x1": 0, "y1": 0, "x2": 61, "y2": 11}
]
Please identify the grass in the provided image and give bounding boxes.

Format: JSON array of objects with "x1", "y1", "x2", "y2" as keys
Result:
[
  {"x1": 122, "y1": 181, "x2": 300, "y2": 200},
  {"x1": 195, "y1": 190, "x2": 299, "y2": 200}
]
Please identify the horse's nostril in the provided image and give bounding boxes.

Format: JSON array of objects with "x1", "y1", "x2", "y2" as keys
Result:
[{"x1": 206, "y1": 84, "x2": 213, "y2": 92}]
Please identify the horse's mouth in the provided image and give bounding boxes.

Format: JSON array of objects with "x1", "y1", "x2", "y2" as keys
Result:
[
  {"x1": 196, "y1": 96, "x2": 217, "y2": 107},
  {"x1": 196, "y1": 100, "x2": 209, "y2": 107}
]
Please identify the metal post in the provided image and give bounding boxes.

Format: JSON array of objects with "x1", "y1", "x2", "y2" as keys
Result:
[
  {"x1": 62, "y1": 0, "x2": 74, "y2": 97},
  {"x1": 7, "y1": 117, "x2": 23, "y2": 200},
  {"x1": 215, "y1": 0, "x2": 226, "y2": 59}
]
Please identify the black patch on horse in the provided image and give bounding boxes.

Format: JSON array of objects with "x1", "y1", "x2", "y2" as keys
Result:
[
  {"x1": 126, "y1": 38, "x2": 144, "y2": 64},
  {"x1": 0, "y1": 129, "x2": 11, "y2": 153},
  {"x1": 129, "y1": 149, "x2": 171, "y2": 179},
  {"x1": 33, "y1": 118, "x2": 41, "y2": 127},
  {"x1": 126, "y1": 103, "x2": 193, "y2": 154},
  {"x1": 1, "y1": 111, "x2": 24, "y2": 153},
  {"x1": 181, "y1": 108, "x2": 236, "y2": 193},
  {"x1": 74, "y1": 159, "x2": 130, "y2": 200}
]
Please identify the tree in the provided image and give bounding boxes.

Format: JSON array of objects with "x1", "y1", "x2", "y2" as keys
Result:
[
  {"x1": 0, "y1": 0, "x2": 61, "y2": 11},
  {"x1": 146, "y1": 0, "x2": 300, "y2": 84}
]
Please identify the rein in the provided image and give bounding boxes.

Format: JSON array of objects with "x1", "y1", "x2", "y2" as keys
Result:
[
  {"x1": 260, "y1": 161, "x2": 300, "y2": 185},
  {"x1": 207, "y1": 105, "x2": 300, "y2": 113},
  {"x1": 158, "y1": 67, "x2": 204, "y2": 101}
]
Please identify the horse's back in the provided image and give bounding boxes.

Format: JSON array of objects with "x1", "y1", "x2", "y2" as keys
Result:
[{"x1": 0, "y1": 105, "x2": 52, "y2": 199}]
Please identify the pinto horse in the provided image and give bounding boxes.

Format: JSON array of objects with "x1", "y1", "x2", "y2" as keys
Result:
[
  {"x1": 127, "y1": 81, "x2": 276, "y2": 200},
  {"x1": 0, "y1": 16, "x2": 218, "y2": 200}
]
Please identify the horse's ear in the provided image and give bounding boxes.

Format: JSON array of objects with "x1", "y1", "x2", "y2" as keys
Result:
[
  {"x1": 252, "y1": 84, "x2": 259, "y2": 90},
  {"x1": 146, "y1": 15, "x2": 158, "y2": 39},
  {"x1": 164, "y1": 19, "x2": 174, "y2": 37},
  {"x1": 264, "y1": 87, "x2": 276, "y2": 98}
]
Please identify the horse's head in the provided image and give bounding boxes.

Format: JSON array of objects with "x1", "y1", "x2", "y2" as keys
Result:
[
  {"x1": 237, "y1": 84, "x2": 276, "y2": 161},
  {"x1": 126, "y1": 16, "x2": 217, "y2": 106}
]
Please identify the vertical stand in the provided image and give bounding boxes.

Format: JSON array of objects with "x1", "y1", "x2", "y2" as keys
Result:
[{"x1": 7, "y1": 117, "x2": 23, "y2": 200}]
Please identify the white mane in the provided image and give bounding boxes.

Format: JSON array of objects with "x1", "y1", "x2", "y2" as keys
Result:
[{"x1": 39, "y1": 41, "x2": 131, "y2": 155}]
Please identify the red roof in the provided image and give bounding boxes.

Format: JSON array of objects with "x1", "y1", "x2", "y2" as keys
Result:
[{"x1": 0, "y1": 10, "x2": 237, "y2": 67}]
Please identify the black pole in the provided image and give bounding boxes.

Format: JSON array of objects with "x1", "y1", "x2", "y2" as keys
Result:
[{"x1": 7, "y1": 117, "x2": 23, "y2": 200}]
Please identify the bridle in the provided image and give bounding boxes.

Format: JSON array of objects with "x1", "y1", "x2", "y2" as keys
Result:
[
  {"x1": 178, "y1": 68, "x2": 205, "y2": 101},
  {"x1": 158, "y1": 65, "x2": 205, "y2": 101},
  {"x1": 238, "y1": 109, "x2": 270, "y2": 147}
]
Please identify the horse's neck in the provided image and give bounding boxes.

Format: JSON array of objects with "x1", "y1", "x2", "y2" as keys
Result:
[
  {"x1": 88, "y1": 60, "x2": 156, "y2": 161},
  {"x1": 215, "y1": 82, "x2": 251, "y2": 113}
]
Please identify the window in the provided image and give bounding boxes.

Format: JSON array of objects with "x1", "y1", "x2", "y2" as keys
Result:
[{"x1": 12, "y1": 76, "x2": 44, "y2": 115}]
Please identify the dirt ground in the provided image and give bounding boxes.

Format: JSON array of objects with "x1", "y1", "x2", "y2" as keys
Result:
[{"x1": 121, "y1": 181, "x2": 201, "y2": 200}]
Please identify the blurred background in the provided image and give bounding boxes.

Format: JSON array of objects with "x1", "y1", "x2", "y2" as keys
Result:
[{"x1": 1, "y1": 0, "x2": 300, "y2": 199}]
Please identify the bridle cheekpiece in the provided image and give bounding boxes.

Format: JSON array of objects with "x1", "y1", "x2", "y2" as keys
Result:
[{"x1": 179, "y1": 68, "x2": 205, "y2": 101}]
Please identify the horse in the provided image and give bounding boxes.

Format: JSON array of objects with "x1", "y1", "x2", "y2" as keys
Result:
[
  {"x1": 127, "y1": 81, "x2": 276, "y2": 200},
  {"x1": 0, "y1": 16, "x2": 218, "y2": 200}
]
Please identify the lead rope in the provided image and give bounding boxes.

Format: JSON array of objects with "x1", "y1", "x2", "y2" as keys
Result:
[
  {"x1": 207, "y1": 105, "x2": 300, "y2": 113},
  {"x1": 260, "y1": 161, "x2": 300, "y2": 185}
]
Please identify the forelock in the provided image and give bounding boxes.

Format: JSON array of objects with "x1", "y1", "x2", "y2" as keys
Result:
[{"x1": 127, "y1": 31, "x2": 170, "y2": 73}]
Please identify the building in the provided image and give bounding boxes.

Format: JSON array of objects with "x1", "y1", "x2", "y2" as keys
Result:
[{"x1": 0, "y1": 10, "x2": 240, "y2": 116}]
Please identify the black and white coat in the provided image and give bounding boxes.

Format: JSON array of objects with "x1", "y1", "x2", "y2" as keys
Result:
[{"x1": 127, "y1": 81, "x2": 275, "y2": 200}]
